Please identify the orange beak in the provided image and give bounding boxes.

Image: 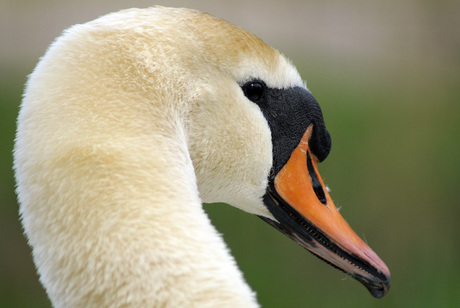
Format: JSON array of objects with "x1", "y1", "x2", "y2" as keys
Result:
[{"x1": 261, "y1": 124, "x2": 391, "y2": 298}]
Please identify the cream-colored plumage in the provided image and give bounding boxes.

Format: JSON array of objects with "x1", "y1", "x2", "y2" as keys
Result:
[{"x1": 14, "y1": 7, "x2": 305, "y2": 307}]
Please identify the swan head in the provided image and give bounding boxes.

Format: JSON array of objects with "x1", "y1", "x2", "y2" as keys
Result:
[
  {"x1": 15, "y1": 7, "x2": 390, "y2": 300},
  {"x1": 166, "y1": 8, "x2": 391, "y2": 297}
]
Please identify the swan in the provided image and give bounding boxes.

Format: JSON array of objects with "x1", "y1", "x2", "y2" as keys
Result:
[{"x1": 14, "y1": 7, "x2": 390, "y2": 307}]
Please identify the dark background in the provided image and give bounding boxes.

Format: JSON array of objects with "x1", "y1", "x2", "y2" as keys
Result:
[{"x1": 1, "y1": 0, "x2": 459, "y2": 307}]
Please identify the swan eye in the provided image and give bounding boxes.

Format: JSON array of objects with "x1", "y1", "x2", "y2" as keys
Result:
[{"x1": 242, "y1": 81, "x2": 265, "y2": 103}]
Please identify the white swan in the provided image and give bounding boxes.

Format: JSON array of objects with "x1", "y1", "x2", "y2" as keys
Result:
[{"x1": 14, "y1": 7, "x2": 390, "y2": 307}]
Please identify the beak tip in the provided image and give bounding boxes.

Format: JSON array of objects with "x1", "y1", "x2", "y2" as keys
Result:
[
  {"x1": 364, "y1": 271, "x2": 391, "y2": 299},
  {"x1": 368, "y1": 282, "x2": 390, "y2": 299}
]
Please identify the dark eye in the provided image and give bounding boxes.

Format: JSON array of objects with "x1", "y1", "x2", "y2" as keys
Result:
[{"x1": 242, "y1": 81, "x2": 265, "y2": 103}]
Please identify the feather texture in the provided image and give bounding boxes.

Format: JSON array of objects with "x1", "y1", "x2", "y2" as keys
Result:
[{"x1": 14, "y1": 7, "x2": 304, "y2": 307}]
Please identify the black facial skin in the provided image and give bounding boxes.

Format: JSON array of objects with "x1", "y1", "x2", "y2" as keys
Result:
[{"x1": 242, "y1": 80, "x2": 331, "y2": 177}]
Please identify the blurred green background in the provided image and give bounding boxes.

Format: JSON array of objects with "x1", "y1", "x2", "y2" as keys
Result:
[{"x1": 1, "y1": 0, "x2": 459, "y2": 307}]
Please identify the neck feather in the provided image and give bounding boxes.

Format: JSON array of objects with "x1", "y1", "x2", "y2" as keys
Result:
[{"x1": 16, "y1": 111, "x2": 258, "y2": 307}]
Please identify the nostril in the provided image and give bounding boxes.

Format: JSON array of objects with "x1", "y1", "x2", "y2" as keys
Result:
[{"x1": 306, "y1": 151, "x2": 327, "y2": 205}]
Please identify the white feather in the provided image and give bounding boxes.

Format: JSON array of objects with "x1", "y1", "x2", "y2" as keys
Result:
[{"x1": 14, "y1": 7, "x2": 305, "y2": 307}]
